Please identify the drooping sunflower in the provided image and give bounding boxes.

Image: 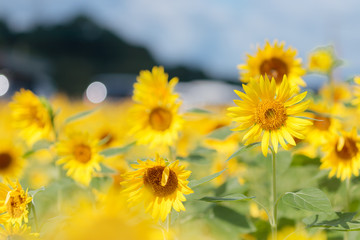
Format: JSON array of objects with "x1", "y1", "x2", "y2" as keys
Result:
[
  {"x1": 56, "y1": 131, "x2": 103, "y2": 186},
  {"x1": 0, "y1": 223, "x2": 39, "y2": 240},
  {"x1": 9, "y1": 89, "x2": 53, "y2": 144},
  {"x1": 130, "y1": 67, "x2": 183, "y2": 148},
  {"x1": 320, "y1": 128, "x2": 360, "y2": 181},
  {"x1": 0, "y1": 140, "x2": 25, "y2": 179},
  {"x1": 0, "y1": 179, "x2": 32, "y2": 225},
  {"x1": 227, "y1": 75, "x2": 312, "y2": 157},
  {"x1": 122, "y1": 155, "x2": 193, "y2": 221},
  {"x1": 239, "y1": 40, "x2": 306, "y2": 91}
]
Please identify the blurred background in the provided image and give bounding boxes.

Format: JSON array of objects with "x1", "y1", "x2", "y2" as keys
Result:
[{"x1": 0, "y1": 0, "x2": 359, "y2": 102}]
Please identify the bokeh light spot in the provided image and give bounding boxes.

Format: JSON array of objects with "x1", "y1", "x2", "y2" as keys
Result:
[{"x1": 86, "y1": 81, "x2": 107, "y2": 103}]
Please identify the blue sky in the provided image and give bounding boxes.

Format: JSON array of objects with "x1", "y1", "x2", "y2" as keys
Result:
[{"x1": 1, "y1": 0, "x2": 360, "y2": 80}]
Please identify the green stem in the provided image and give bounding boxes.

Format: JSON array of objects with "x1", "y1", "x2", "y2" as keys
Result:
[
  {"x1": 346, "y1": 177, "x2": 351, "y2": 211},
  {"x1": 345, "y1": 178, "x2": 351, "y2": 240},
  {"x1": 270, "y1": 147, "x2": 277, "y2": 240},
  {"x1": 31, "y1": 203, "x2": 39, "y2": 232},
  {"x1": 168, "y1": 146, "x2": 176, "y2": 162}
]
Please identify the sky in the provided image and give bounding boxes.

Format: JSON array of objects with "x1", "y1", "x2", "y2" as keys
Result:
[{"x1": 1, "y1": 0, "x2": 360, "y2": 81}]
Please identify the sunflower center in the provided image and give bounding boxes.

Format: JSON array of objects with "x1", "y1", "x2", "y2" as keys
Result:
[
  {"x1": 73, "y1": 144, "x2": 92, "y2": 164},
  {"x1": 0, "y1": 152, "x2": 12, "y2": 170},
  {"x1": 6, "y1": 191, "x2": 26, "y2": 218},
  {"x1": 335, "y1": 138, "x2": 358, "y2": 160},
  {"x1": 313, "y1": 116, "x2": 331, "y2": 131},
  {"x1": 143, "y1": 166, "x2": 178, "y2": 197},
  {"x1": 149, "y1": 107, "x2": 172, "y2": 131},
  {"x1": 260, "y1": 57, "x2": 288, "y2": 84},
  {"x1": 255, "y1": 99, "x2": 287, "y2": 130}
]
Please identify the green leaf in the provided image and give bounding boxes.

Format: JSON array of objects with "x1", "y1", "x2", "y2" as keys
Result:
[
  {"x1": 178, "y1": 147, "x2": 215, "y2": 164},
  {"x1": 29, "y1": 186, "x2": 45, "y2": 206},
  {"x1": 303, "y1": 212, "x2": 360, "y2": 231},
  {"x1": 188, "y1": 169, "x2": 226, "y2": 189},
  {"x1": 99, "y1": 142, "x2": 135, "y2": 157},
  {"x1": 64, "y1": 108, "x2": 98, "y2": 125},
  {"x1": 212, "y1": 205, "x2": 255, "y2": 231},
  {"x1": 99, "y1": 163, "x2": 117, "y2": 174},
  {"x1": 226, "y1": 142, "x2": 260, "y2": 161},
  {"x1": 23, "y1": 140, "x2": 53, "y2": 158},
  {"x1": 200, "y1": 193, "x2": 254, "y2": 203},
  {"x1": 282, "y1": 187, "x2": 332, "y2": 213},
  {"x1": 207, "y1": 126, "x2": 233, "y2": 140},
  {"x1": 186, "y1": 108, "x2": 212, "y2": 114}
]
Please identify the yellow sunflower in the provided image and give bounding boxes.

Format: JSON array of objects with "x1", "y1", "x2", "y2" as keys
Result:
[
  {"x1": 239, "y1": 40, "x2": 306, "y2": 91},
  {"x1": 130, "y1": 67, "x2": 183, "y2": 148},
  {"x1": 0, "y1": 223, "x2": 39, "y2": 240},
  {"x1": 122, "y1": 155, "x2": 193, "y2": 221},
  {"x1": 133, "y1": 66, "x2": 179, "y2": 104},
  {"x1": 319, "y1": 82, "x2": 351, "y2": 104},
  {"x1": 227, "y1": 75, "x2": 312, "y2": 157},
  {"x1": 0, "y1": 179, "x2": 32, "y2": 225},
  {"x1": 308, "y1": 48, "x2": 335, "y2": 74},
  {"x1": 9, "y1": 89, "x2": 53, "y2": 144},
  {"x1": 305, "y1": 102, "x2": 342, "y2": 147},
  {"x1": 56, "y1": 131, "x2": 103, "y2": 186},
  {"x1": 0, "y1": 140, "x2": 25, "y2": 179},
  {"x1": 54, "y1": 194, "x2": 163, "y2": 240},
  {"x1": 320, "y1": 128, "x2": 360, "y2": 181},
  {"x1": 268, "y1": 226, "x2": 327, "y2": 240}
]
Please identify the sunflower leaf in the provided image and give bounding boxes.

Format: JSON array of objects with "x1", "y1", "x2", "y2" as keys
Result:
[
  {"x1": 303, "y1": 212, "x2": 360, "y2": 231},
  {"x1": 226, "y1": 142, "x2": 261, "y2": 162},
  {"x1": 210, "y1": 205, "x2": 255, "y2": 232},
  {"x1": 23, "y1": 140, "x2": 53, "y2": 158},
  {"x1": 199, "y1": 193, "x2": 254, "y2": 203},
  {"x1": 99, "y1": 163, "x2": 117, "y2": 174},
  {"x1": 207, "y1": 126, "x2": 233, "y2": 140},
  {"x1": 282, "y1": 187, "x2": 332, "y2": 213},
  {"x1": 188, "y1": 169, "x2": 226, "y2": 189},
  {"x1": 99, "y1": 142, "x2": 136, "y2": 157},
  {"x1": 64, "y1": 108, "x2": 98, "y2": 125}
]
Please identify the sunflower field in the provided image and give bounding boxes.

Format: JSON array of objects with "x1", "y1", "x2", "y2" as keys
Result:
[{"x1": 1, "y1": 41, "x2": 360, "y2": 240}]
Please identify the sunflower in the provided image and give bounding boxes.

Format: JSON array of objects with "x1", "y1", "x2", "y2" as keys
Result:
[
  {"x1": 0, "y1": 140, "x2": 25, "y2": 179},
  {"x1": 319, "y1": 82, "x2": 351, "y2": 105},
  {"x1": 9, "y1": 89, "x2": 53, "y2": 144},
  {"x1": 0, "y1": 179, "x2": 32, "y2": 225},
  {"x1": 268, "y1": 226, "x2": 326, "y2": 240},
  {"x1": 0, "y1": 223, "x2": 39, "y2": 240},
  {"x1": 308, "y1": 48, "x2": 335, "y2": 74},
  {"x1": 56, "y1": 131, "x2": 103, "y2": 186},
  {"x1": 305, "y1": 102, "x2": 342, "y2": 147},
  {"x1": 320, "y1": 128, "x2": 360, "y2": 181},
  {"x1": 227, "y1": 75, "x2": 312, "y2": 157},
  {"x1": 133, "y1": 66, "x2": 179, "y2": 105},
  {"x1": 122, "y1": 155, "x2": 193, "y2": 221},
  {"x1": 130, "y1": 67, "x2": 183, "y2": 148},
  {"x1": 239, "y1": 40, "x2": 306, "y2": 91}
]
